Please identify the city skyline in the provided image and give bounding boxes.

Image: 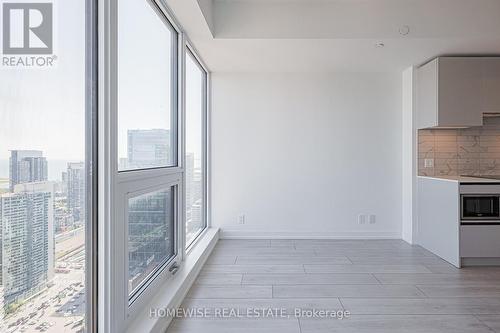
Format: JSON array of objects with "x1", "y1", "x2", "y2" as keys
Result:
[
  {"x1": 1, "y1": 148, "x2": 87, "y2": 332},
  {"x1": 9, "y1": 150, "x2": 48, "y2": 191},
  {"x1": 1, "y1": 191, "x2": 52, "y2": 306},
  {"x1": 0, "y1": 0, "x2": 86, "y2": 162},
  {"x1": 1, "y1": 1, "x2": 204, "y2": 331},
  {"x1": 0, "y1": 125, "x2": 201, "y2": 330}
]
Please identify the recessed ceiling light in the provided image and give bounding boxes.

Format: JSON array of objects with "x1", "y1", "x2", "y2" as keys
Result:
[
  {"x1": 399, "y1": 25, "x2": 410, "y2": 35},
  {"x1": 375, "y1": 42, "x2": 385, "y2": 48}
]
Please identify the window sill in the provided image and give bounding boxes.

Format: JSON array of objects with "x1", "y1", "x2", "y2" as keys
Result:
[
  {"x1": 125, "y1": 227, "x2": 219, "y2": 333},
  {"x1": 186, "y1": 227, "x2": 209, "y2": 255}
]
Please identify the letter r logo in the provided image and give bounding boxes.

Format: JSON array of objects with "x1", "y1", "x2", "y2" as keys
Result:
[{"x1": 2, "y1": 3, "x2": 53, "y2": 54}]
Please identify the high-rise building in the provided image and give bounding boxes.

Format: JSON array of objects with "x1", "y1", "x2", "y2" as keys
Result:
[
  {"x1": 185, "y1": 153, "x2": 195, "y2": 210},
  {"x1": 189, "y1": 200, "x2": 202, "y2": 234},
  {"x1": 60, "y1": 171, "x2": 68, "y2": 193},
  {"x1": 9, "y1": 150, "x2": 48, "y2": 191},
  {"x1": 127, "y1": 189, "x2": 173, "y2": 292},
  {"x1": 14, "y1": 182, "x2": 56, "y2": 282},
  {"x1": 127, "y1": 129, "x2": 171, "y2": 168},
  {"x1": 185, "y1": 154, "x2": 202, "y2": 219},
  {"x1": 0, "y1": 285, "x2": 4, "y2": 330},
  {"x1": 185, "y1": 153, "x2": 203, "y2": 242},
  {"x1": 0, "y1": 190, "x2": 51, "y2": 306},
  {"x1": 67, "y1": 162, "x2": 85, "y2": 223},
  {"x1": 192, "y1": 169, "x2": 202, "y2": 206}
]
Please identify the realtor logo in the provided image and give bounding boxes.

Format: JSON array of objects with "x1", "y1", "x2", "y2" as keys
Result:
[
  {"x1": 2, "y1": 3, "x2": 53, "y2": 54},
  {"x1": 1, "y1": 1, "x2": 56, "y2": 68}
]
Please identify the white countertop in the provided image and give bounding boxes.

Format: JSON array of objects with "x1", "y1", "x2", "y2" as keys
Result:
[{"x1": 418, "y1": 175, "x2": 500, "y2": 184}]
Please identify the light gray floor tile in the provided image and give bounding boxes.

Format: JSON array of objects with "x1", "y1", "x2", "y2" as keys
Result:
[
  {"x1": 294, "y1": 240, "x2": 370, "y2": 248},
  {"x1": 273, "y1": 284, "x2": 425, "y2": 298},
  {"x1": 242, "y1": 273, "x2": 379, "y2": 285},
  {"x1": 205, "y1": 255, "x2": 237, "y2": 265},
  {"x1": 476, "y1": 315, "x2": 500, "y2": 332},
  {"x1": 187, "y1": 285, "x2": 272, "y2": 299},
  {"x1": 195, "y1": 273, "x2": 243, "y2": 285},
  {"x1": 422, "y1": 265, "x2": 500, "y2": 275},
  {"x1": 375, "y1": 273, "x2": 500, "y2": 285},
  {"x1": 181, "y1": 298, "x2": 344, "y2": 313},
  {"x1": 217, "y1": 239, "x2": 271, "y2": 248},
  {"x1": 168, "y1": 239, "x2": 500, "y2": 332},
  {"x1": 236, "y1": 256, "x2": 351, "y2": 265},
  {"x1": 305, "y1": 264, "x2": 432, "y2": 274},
  {"x1": 341, "y1": 297, "x2": 500, "y2": 315},
  {"x1": 202, "y1": 264, "x2": 305, "y2": 274},
  {"x1": 315, "y1": 249, "x2": 436, "y2": 257},
  {"x1": 169, "y1": 318, "x2": 300, "y2": 333},
  {"x1": 424, "y1": 265, "x2": 464, "y2": 273},
  {"x1": 294, "y1": 240, "x2": 411, "y2": 250},
  {"x1": 417, "y1": 285, "x2": 500, "y2": 297},
  {"x1": 211, "y1": 247, "x2": 313, "y2": 256},
  {"x1": 299, "y1": 315, "x2": 494, "y2": 333},
  {"x1": 270, "y1": 239, "x2": 296, "y2": 247},
  {"x1": 347, "y1": 256, "x2": 447, "y2": 265}
]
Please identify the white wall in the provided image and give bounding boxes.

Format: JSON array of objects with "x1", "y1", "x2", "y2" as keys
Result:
[
  {"x1": 401, "y1": 67, "x2": 417, "y2": 243},
  {"x1": 211, "y1": 72, "x2": 402, "y2": 239}
]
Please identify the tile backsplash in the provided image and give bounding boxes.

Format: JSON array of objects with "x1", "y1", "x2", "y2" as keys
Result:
[{"x1": 418, "y1": 116, "x2": 500, "y2": 176}]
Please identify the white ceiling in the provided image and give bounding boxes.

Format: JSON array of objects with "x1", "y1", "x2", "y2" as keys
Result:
[
  {"x1": 166, "y1": 0, "x2": 500, "y2": 72},
  {"x1": 215, "y1": 0, "x2": 395, "y2": 3}
]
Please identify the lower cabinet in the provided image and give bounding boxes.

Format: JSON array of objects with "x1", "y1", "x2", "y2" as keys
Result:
[{"x1": 460, "y1": 225, "x2": 500, "y2": 258}]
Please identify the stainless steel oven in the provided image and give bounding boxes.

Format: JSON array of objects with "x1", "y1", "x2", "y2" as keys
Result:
[{"x1": 461, "y1": 194, "x2": 500, "y2": 223}]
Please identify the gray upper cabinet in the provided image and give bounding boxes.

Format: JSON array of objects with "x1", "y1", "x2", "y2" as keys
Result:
[
  {"x1": 417, "y1": 57, "x2": 500, "y2": 129},
  {"x1": 417, "y1": 57, "x2": 483, "y2": 129},
  {"x1": 481, "y1": 58, "x2": 500, "y2": 113},
  {"x1": 417, "y1": 58, "x2": 440, "y2": 129}
]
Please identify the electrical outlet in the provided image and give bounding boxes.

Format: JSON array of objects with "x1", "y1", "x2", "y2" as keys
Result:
[
  {"x1": 369, "y1": 214, "x2": 376, "y2": 224},
  {"x1": 358, "y1": 214, "x2": 366, "y2": 225},
  {"x1": 238, "y1": 214, "x2": 246, "y2": 224},
  {"x1": 424, "y1": 158, "x2": 434, "y2": 168}
]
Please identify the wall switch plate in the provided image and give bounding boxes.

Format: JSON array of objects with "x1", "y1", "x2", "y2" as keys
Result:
[
  {"x1": 369, "y1": 214, "x2": 376, "y2": 224},
  {"x1": 238, "y1": 214, "x2": 246, "y2": 224},
  {"x1": 358, "y1": 214, "x2": 366, "y2": 224},
  {"x1": 424, "y1": 158, "x2": 434, "y2": 168}
]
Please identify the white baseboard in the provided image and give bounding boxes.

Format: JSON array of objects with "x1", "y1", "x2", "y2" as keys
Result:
[{"x1": 220, "y1": 229, "x2": 401, "y2": 240}]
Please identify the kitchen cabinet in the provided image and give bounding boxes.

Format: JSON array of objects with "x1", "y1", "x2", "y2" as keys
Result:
[
  {"x1": 417, "y1": 176, "x2": 460, "y2": 267},
  {"x1": 482, "y1": 58, "x2": 500, "y2": 112},
  {"x1": 417, "y1": 176, "x2": 500, "y2": 267},
  {"x1": 460, "y1": 225, "x2": 500, "y2": 258},
  {"x1": 416, "y1": 57, "x2": 500, "y2": 129},
  {"x1": 417, "y1": 57, "x2": 483, "y2": 129}
]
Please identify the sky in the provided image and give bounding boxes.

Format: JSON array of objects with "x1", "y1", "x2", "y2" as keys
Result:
[
  {"x1": 118, "y1": 0, "x2": 173, "y2": 160},
  {"x1": 0, "y1": 0, "x2": 204, "y2": 171},
  {"x1": 0, "y1": 0, "x2": 85, "y2": 161},
  {"x1": 118, "y1": 0, "x2": 204, "y2": 164},
  {"x1": 185, "y1": 51, "x2": 204, "y2": 169}
]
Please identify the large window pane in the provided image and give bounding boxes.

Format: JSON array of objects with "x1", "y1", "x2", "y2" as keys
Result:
[
  {"x1": 185, "y1": 51, "x2": 206, "y2": 247},
  {"x1": 118, "y1": 0, "x2": 177, "y2": 171},
  {"x1": 0, "y1": 0, "x2": 88, "y2": 331},
  {"x1": 128, "y1": 187, "x2": 175, "y2": 298}
]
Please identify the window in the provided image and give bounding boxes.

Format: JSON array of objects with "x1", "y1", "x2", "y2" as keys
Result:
[
  {"x1": 185, "y1": 49, "x2": 208, "y2": 247},
  {"x1": 127, "y1": 187, "x2": 176, "y2": 297},
  {"x1": 0, "y1": 0, "x2": 92, "y2": 331},
  {"x1": 117, "y1": 0, "x2": 177, "y2": 171},
  {"x1": 1, "y1": 0, "x2": 211, "y2": 330},
  {"x1": 116, "y1": 0, "x2": 181, "y2": 316}
]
